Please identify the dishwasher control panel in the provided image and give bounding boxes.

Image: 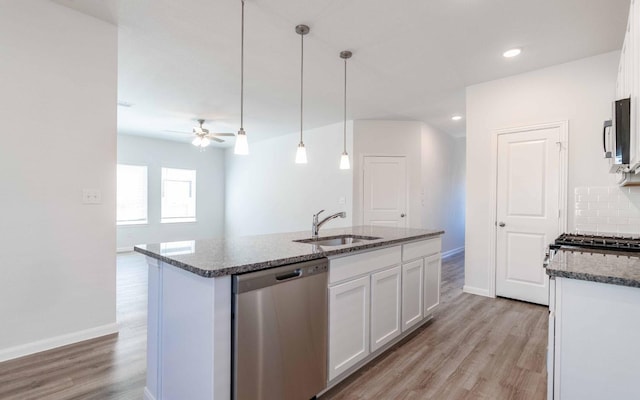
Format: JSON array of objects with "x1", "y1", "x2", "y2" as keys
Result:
[{"x1": 305, "y1": 263, "x2": 328, "y2": 275}]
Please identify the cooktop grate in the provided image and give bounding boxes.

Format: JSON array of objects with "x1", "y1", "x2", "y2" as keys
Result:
[{"x1": 554, "y1": 233, "x2": 640, "y2": 252}]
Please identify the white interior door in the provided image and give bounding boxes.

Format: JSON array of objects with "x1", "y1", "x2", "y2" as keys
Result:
[
  {"x1": 496, "y1": 125, "x2": 564, "y2": 306},
  {"x1": 363, "y1": 156, "x2": 407, "y2": 228}
]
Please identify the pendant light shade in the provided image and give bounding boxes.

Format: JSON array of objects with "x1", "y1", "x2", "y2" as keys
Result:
[
  {"x1": 235, "y1": 128, "x2": 249, "y2": 155},
  {"x1": 340, "y1": 152, "x2": 350, "y2": 169},
  {"x1": 234, "y1": 0, "x2": 249, "y2": 155},
  {"x1": 192, "y1": 136, "x2": 202, "y2": 147},
  {"x1": 296, "y1": 143, "x2": 308, "y2": 164},
  {"x1": 339, "y1": 50, "x2": 352, "y2": 170},
  {"x1": 295, "y1": 24, "x2": 310, "y2": 164}
]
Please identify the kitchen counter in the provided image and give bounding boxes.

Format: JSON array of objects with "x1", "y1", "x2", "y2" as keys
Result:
[
  {"x1": 140, "y1": 226, "x2": 445, "y2": 400},
  {"x1": 546, "y1": 248, "x2": 640, "y2": 288},
  {"x1": 134, "y1": 225, "x2": 444, "y2": 277}
]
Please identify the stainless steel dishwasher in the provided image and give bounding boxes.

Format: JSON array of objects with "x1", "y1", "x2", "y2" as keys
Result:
[{"x1": 232, "y1": 258, "x2": 328, "y2": 400}]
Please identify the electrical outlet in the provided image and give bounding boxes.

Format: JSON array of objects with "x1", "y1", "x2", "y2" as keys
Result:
[{"x1": 82, "y1": 189, "x2": 102, "y2": 204}]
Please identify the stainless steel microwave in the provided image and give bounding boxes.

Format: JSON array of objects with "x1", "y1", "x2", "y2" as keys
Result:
[{"x1": 603, "y1": 97, "x2": 631, "y2": 173}]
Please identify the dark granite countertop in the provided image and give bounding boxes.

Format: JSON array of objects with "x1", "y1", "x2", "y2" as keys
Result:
[
  {"x1": 546, "y1": 248, "x2": 640, "y2": 288},
  {"x1": 134, "y1": 226, "x2": 444, "y2": 278}
]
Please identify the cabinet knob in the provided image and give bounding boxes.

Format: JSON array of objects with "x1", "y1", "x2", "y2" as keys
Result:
[
  {"x1": 498, "y1": 222, "x2": 506, "y2": 227},
  {"x1": 400, "y1": 213, "x2": 406, "y2": 218}
]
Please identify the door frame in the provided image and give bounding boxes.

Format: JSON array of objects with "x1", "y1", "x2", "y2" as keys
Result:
[
  {"x1": 488, "y1": 121, "x2": 569, "y2": 298},
  {"x1": 359, "y1": 154, "x2": 410, "y2": 228}
]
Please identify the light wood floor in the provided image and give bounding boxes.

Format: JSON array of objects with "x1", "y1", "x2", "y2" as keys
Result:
[{"x1": 0, "y1": 252, "x2": 548, "y2": 400}]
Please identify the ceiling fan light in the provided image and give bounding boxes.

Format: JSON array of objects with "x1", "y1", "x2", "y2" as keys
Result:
[
  {"x1": 192, "y1": 136, "x2": 202, "y2": 146},
  {"x1": 200, "y1": 137, "x2": 211, "y2": 147},
  {"x1": 295, "y1": 142, "x2": 307, "y2": 164},
  {"x1": 340, "y1": 152, "x2": 350, "y2": 170},
  {"x1": 234, "y1": 128, "x2": 249, "y2": 155}
]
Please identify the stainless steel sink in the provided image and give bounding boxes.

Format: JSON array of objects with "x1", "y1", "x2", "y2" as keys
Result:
[{"x1": 293, "y1": 234, "x2": 382, "y2": 246}]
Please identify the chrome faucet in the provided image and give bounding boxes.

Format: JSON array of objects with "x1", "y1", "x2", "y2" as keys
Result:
[{"x1": 312, "y1": 210, "x2": 346, "y2": 239}]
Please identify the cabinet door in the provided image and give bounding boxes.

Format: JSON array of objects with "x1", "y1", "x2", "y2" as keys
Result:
[
  {"x1": 632, "y1": 0, "x2": 640, "y2": 169},
  {"x1": 401, "y1": 259, "x2": 424, "y2": 332},
  {"x1": 370, "y1": 266, "x2": 402, "y2": 352},
  {"x1": 328, "y1": 276, "x2": 370, "y2": 382},
  {"x1": 423, "y1": 254, "x2": 441, "y2": 316}
]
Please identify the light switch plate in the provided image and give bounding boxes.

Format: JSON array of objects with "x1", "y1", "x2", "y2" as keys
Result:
[{"x1": 82, "y1": 189, "x2": 102, "y2": 204}]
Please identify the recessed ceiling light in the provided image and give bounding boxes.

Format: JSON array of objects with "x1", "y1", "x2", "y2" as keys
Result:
[
  {"x1": 503, "y1": 48, "x2": 522, "y2": 58},
  {"x1": 451, "y1": 115, "x2": 463, "y2": 121}
]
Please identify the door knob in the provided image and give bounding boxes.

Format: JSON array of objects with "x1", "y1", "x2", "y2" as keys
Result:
[
  {"x1": 400, "y1": 213, "x2": 406, "y2": 218},
  {"x1": 498, "y1": 222, "x2": 506, "y2": 227}
]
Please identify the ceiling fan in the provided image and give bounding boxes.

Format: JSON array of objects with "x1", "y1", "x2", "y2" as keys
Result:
[{"x1": 165, "y1": 119, "x2": 235, "y2": 147}]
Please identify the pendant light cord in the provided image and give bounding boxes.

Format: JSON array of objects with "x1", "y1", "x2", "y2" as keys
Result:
[
  {"x1": 300, "y1": 33, "x2": 304, "y2": 144},
  {"x1": 343, "y1": 57, "x2": 347, "y2": 152},
  {"x1": 240, "y1": 0, "x2": 245, "y2": 130}
]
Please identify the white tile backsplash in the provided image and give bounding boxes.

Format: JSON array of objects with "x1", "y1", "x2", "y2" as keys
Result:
[{"x1": 574, "y1": 186, "x2": 640, "y2": 235}]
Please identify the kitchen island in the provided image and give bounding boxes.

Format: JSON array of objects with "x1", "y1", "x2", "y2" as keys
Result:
[
  {"x1": 135, "y1": 226, "x2": 444, "y2": 400},
  {"x1": 546, "y1": 249, "x2": 640, "y2": 400}
]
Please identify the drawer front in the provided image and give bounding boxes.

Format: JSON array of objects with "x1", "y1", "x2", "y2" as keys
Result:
[
  {"x1": 329, "y1": 246, "x2": 401, "y2": 284},
  {"x1": 402, "y1": 238, "x2": 441, "y2": 261}
]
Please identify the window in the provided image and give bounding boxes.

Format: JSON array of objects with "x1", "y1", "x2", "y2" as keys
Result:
[
  {"x1": 161, "y1": 167, "x2": 196, "y2": 223},
  {"x1": 117, "y1": 164, "x2": 148, "y2": 225}
]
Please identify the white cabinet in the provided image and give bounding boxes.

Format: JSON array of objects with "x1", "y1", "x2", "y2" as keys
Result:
[
  {"x1": 401, "y1": 259, "x2": 424, "y2": 332},
  {"x1": 401, "y1": 237, "x2": 441, "y2": 325},
  {"x1": 370, "y1": 266, "x2": 402, "y2": 352},
  {"x1": 328, "y1": 276, "x2": 370, "y2": 381},
  {"x1": 548, "y1": 277, "x2": 640, "y2": 399},
  {"x1": 617, "y1": 0, "x2": 640, "y2": 170},
  {"x1": 423, "y1": 253, "x2": 441, "y2": 316},
  {"x1": 328, "y1": 238, "x2": 442, "y2": 384},
  {"x1": 634, "y1": 0, "x2": 640, "y2": 169}
]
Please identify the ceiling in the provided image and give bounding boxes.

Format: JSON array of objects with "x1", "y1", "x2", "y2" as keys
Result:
[{"x1": 54, "y1": 0, "x2": 629, "y2": 146}]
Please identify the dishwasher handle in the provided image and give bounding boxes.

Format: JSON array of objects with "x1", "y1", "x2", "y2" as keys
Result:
[
  {"x1": 276, "y1": 269, "x2": 302, "y2": 281},
  {"x1": 233, "y1": 258, "x2": 328, "y2": 294}
]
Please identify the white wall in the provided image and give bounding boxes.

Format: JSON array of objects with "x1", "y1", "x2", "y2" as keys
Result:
[
  {"x1": 0, "y1": 1, "x2": 117, "y2": 361},
  {"x1": 465, "y1": 51, "x2": 620, "y2": 294},
  {"x1": 224, "y1": 122, "x2": 354, "y2": 236},
  {"x1": 117, "y1": 135, "x2": 226, "y2": 249},
  {"x1": 352, "y1": 120, "x2": 466, "y2": 254},
  {"x1": 422, "y1": 125, "x2": 466, "y2": 254}
]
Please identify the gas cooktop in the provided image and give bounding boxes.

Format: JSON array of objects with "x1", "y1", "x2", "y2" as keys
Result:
[{"x1": 553, "y1": 233, "x2": 640, "y2": 252}]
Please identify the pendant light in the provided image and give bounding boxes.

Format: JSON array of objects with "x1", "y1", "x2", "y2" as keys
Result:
[
  {"x1": 295, "y1": 24, "x2": 310, "y2": 164},
  {"x1": 234, "y1": 0, "x2": 249, "y2": 155},
  {"x1": 339, "y1": 50, "x2": 352, "y2": 170}
]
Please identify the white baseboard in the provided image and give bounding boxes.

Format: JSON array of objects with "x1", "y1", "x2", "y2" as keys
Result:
[
  {"x1": 143, "y1": 387, "x2": 156, "y2": 400},
  {"x1": 0, "y1": 323, "x2": 119, "y2": 362},
  {"x1": 463, "y1": 285, "x2": 492, "y2": 298},
  {"x1": 117, "y1": 246, "x2": 134, "y2": 253},
  {"x1": 442, "y1": 246, "x2": 464, "y2": 259}
]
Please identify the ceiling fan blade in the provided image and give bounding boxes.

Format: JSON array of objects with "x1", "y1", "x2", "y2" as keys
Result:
[
  {"x1": 164, "y1": 130, "x2": 192, "y2": 134},
  {"x1": 193, "y1": 127, "x2": 205, "y2": 134},
  {"x1": 208, "y1": 136, "x2": 225, "y2": 143},
  {"x1": 211, "y1": 133, "x2": 235, "y2": 137}
]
